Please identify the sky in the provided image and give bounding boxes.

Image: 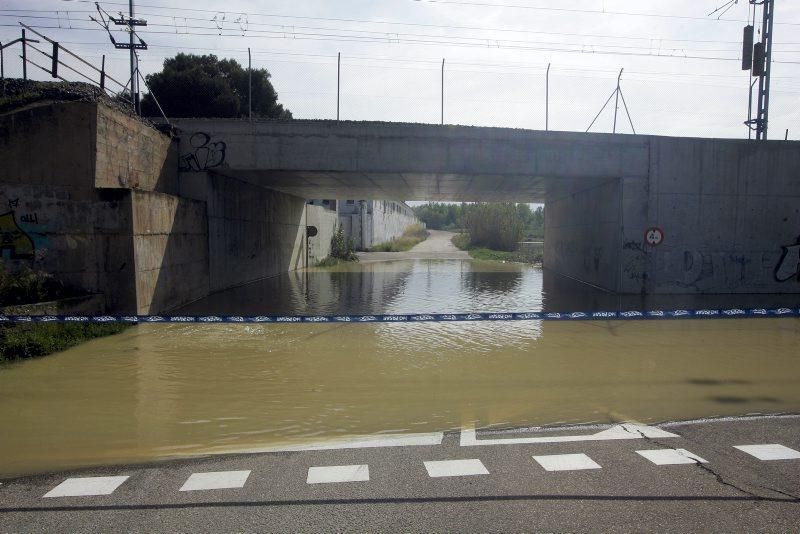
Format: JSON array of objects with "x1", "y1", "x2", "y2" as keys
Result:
[{"x1": 2, "y1": 0, "x2": 799, "y2": 142}]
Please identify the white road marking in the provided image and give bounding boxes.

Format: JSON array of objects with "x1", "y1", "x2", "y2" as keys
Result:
[
  {"x1": 636, "y1": 448, "x2": 708, "y2": 465},
  {"x1": 43, "y1": 476, "x2": 129, "y2": 498},
  {"x1": 307, "y1": 464, "x2": 370, "y2": 484},
  {"x1": 460, "y1": 423, "x2": 678, "y2": 446},
  {"x1": 733, "y1": 444, "x2": 800, "y2": 461},
  {"x1": 179, "y1": 470, "x2": 251, "y2": 491},
  {"x1": 424, "y1": 459, "x2": 489, "y2": 478},
  {"x1": 533, "y1": 453, "x2": 602, "y2": 472},
  {"x1": 199, "y1": 431, "x2": 443, "y2": 455}
]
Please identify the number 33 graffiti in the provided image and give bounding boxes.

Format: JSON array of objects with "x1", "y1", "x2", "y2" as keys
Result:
[{"x1": 179, "y1": 132, "x2": 227, "y2": 171}]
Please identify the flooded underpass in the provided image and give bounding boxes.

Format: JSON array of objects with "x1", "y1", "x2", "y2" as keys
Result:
[{"x1": 1, "y1": 258, "x2": 800, "y2": 477}]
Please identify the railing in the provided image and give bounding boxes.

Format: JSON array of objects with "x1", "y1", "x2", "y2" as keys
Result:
[{"x1": 2, "y1": 23, "x2": 168, "y2": 123}]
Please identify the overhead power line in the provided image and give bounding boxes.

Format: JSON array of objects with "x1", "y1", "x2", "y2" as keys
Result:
[
  {"x1": 1, "y1": 13, "x2": 772, "y2": 56},
  {"x1": 407, "y1": 0, "x2": 800, "y2": 26},
  {"x1": 5, "y1": 21, "x2": 795, "y2": 65},
  {"x1": 53, "y1": 0, "x2": 800, "y2": 27}
]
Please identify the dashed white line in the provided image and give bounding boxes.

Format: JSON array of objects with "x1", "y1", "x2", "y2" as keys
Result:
[
  {"x1": 424, "y1": 459, "x2": 489, "y2": 478},
  {"x1": 636, "y1": 448, "x2": 708, "y2": 465},
  {"x1": 533, "y1": 453, "x2": 602, "y2": 472},
  {"x1": 733, "y1": 444, "x2": 800, "y2": 461},
  {"x1": 307, "y1": 464, "x2": 370, "y2": 484},
  {"x1": 179, "y1": 470, "x2": 251, "y2": 491},
  {"x1": 43, "y1": 476, "x2": 129, "y2": 498}
]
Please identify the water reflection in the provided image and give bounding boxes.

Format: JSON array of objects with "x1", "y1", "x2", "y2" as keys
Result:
[{"x1": 179, "y1": 258, "x2": 798, "y2": 316}]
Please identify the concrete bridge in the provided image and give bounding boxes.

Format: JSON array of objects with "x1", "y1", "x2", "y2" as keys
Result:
[
  {"x1": 3, "y1": 101, "x2": 799, "y2": 314},
  {"x1": 173, "y1": 119, "x2": 800, "y2": 296}
]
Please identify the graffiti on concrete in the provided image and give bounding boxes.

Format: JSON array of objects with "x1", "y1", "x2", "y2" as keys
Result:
[
  {"x1": 179, "y1": 132, "x2": 227, "y2": 171},
  {"x1": 0, "y1": 211, "x2": 36, "y2": 260},
  {"x1": 775, "y1": 237, "x2": 800, "y2": 283}
]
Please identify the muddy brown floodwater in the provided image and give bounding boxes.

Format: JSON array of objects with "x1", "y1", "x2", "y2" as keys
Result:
[{"x1": 1, "y1": 258, "x2": 799, "y2": 477}]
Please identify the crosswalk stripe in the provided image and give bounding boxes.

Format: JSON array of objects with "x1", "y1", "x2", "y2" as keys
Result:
[
  {"x1": 733, "y1": 444, "x2": 800, "y2": 461},
  {"x1": 636, "y1": 448, "x2": 707, "y2": 465},
  {"x1": 179, "y1": 471, "x2": 251, "y2": 491},
  {"x1": 307, "y1": 464, "x2": 370, "y2": 484},
  {"x1": 533, "y1": 453, "x2": 602, "y2": 471},
  {"x1": 424, "y1": 459, "x2": 489, "y2": 478},
  {"x1": 43, "y1": 476, "x2": 129, "y2": 498}
]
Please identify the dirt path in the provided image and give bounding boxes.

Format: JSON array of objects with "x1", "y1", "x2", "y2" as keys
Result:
[{"x1": 357, "y1": 230, "x2": 470, "y2": 263}]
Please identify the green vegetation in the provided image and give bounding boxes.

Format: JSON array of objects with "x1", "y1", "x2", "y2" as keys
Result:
[
  {"x1": 369, "y1": 224, "x2": 430, "y2": 252},
  {"x1": 450, "y1": 203, "x2": 544, "y2": 265},
  {"x1": 0, "y1": 323, "x2": 129, "y2": 364},
  {"x1": 142, "y1": 54, "x2": 292, "y2": 119},
  {"x1": 317, "y1": 226, "x2": 359, "y2": 267},
  {"x1": 0, "y1": 262, "x2": 128, "y2": 363},
  {"x1": 452, "y1": 234, "x2": 544, "y2": 265},
  {"x1": 414, "y1": 202, "x2": 544, "y2": 239},
  {"x1": 413, "y1": 202, "x2": 465, "y2": 231},
  {"x1": 315, "y1": 256, "x2": 347, "y2": 267},
  {"x1": 462, "y1": 202, "x2": 524, "y2": 251},
  {"x1": 0, "y1": 263, "x2": 79, "y2": 306}
]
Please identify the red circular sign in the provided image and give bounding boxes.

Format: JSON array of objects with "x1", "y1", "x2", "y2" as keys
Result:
[{"x1": 645, "y1": 227, "x2": 664, "y2": 246}]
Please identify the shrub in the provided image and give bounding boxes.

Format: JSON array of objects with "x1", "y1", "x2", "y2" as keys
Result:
[
  {"x1": 462, "y1": 203, "x2": 524, "y2": 251},
  {"x1": 0, "y1": 261, "x2": 78, "y2": 307},
  {"x1": 330, "y1": 226, "x2": 358, "y2": 262},
  {"x1": 0, "y1": 323, "x2": 129, "y2": 363}
]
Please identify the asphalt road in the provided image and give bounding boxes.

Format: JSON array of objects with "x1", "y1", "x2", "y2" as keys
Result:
[{"x1": 1, "y1": 415, "x2": 799, "y2": 532}]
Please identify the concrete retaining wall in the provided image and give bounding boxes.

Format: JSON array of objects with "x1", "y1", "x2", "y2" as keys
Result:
[
  {"x1": 365, "y1": 200, "x2": 420, "y2": 249},
  {"x1": 179, "y1": 171, "x2": 309, "y2": 293},
  {"x1": 641, "y1": 137, "x2": 800, "y2": 294},
  {"x1": 545, "y1": 178, "x2": 621, "y2": 291},
  {"x1": 131, "y1": 191, "x2": 209, "y2": 314},
  {"x1": 0, "y1": 101, "x2": 194, "y2": 313},
  {"x1": 545, "y1": 137, "x2": 800, "y2": 294},
  {"x1": 306, "y1": 204, "x2": 338, "y2": 264}
]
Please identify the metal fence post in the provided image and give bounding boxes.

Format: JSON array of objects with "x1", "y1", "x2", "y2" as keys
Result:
[
  {"x1": 546, "y1": 63, "x2": 550, "y2": 131},
  {"x1": 248, "y1": 47, "x2": 252, "y2": 121},
  {"x1": 441, "y1": 58, "x2": 445, "y2": 125},
  {"x1": 51, "y1": 41, "x2": 59, "y2": 78},
  {"x1": 337, "y1": 52, "x2": 341, "y2": 121},
  {"x1": 21, "y1": 29, "x2": 27, "y2": 81}
]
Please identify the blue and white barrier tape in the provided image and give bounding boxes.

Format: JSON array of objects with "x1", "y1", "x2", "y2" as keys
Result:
[{"x1": 0, "y1": 308, "x2": 799, "y2": 323}]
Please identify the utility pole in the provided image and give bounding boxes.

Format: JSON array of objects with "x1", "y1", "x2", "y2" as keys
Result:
[
  {"x1": 744, "y1": 0, "x2": 775, "y2": 140},
  {"x1": 94, "y1": 1, "x2": 147, "y2": 113}
]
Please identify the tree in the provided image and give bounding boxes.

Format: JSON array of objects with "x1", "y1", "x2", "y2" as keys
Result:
[
  {"x1": 462, "y1": 203, "x2": 525, "y2": 251},
  {"x1": 141, "y1": 53, "x2": 292, "y2": 119}
]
